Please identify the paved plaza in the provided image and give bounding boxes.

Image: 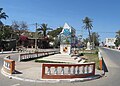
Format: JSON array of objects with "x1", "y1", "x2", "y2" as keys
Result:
[{"x1": 1, "y1": 52, "x2": 104, "y2": 83}]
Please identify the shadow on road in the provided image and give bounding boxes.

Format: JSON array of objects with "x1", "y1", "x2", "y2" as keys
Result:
[
  {"x1": 102, "y1": 58, "x2": 108, "y2": 72},
  {"x1": 13, "y1": 70, "x2": 22, "y2": 74}
]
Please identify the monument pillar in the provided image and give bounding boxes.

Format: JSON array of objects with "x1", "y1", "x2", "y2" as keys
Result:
[
  {"x1": 86, "y1": 41, "x2": 91, "y2": 50},
  {"x1": 60, "y1": 44, "x2": 71, "y2": 55},
  {"x1": 59, "y1": 23, "x2": 76, "y2": 55}
]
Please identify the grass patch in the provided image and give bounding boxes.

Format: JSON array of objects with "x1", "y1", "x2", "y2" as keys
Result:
[
  {"x1": 35, "y1": 59, "x2": 66, "y2": 63},
  {"x1": 84, "y1": 53, "x2": 99, "y2": 69}
]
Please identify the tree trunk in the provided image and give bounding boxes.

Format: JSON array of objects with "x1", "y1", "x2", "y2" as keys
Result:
[
  {"x1": 43, "y1": 31, "x2": 46, "y2": 37},
  {"x1": 88, "y1": 29, "x2": 92, "y2": 44}
]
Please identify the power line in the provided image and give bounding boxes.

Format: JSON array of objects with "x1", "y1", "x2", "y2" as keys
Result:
[
  {"x1": 76, "y1": 30, "x2": 116, "y2": 33},
  {"x1": 96, "y1": 32, "x2": 116, "y2": 33}
]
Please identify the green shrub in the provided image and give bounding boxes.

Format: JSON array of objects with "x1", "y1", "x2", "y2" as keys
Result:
[{"x1": 78, "y1": 53, "x2": 84, "y2": 56}]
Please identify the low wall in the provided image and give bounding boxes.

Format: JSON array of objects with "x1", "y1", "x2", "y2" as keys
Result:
[
  {"x1": 19, "y1": 51, "x2": 59, "y2": 61},
  {"x1": 42, "y1": 62, "x2": 95, "y2": 79},
  {"x1": 3, "y1": 56, "x2": 15, "y2": 74}
]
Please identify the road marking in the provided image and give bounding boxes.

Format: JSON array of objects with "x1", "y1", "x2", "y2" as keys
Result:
[{"x1": 11, "y1": 83, "x2": 20, "y2": 86}]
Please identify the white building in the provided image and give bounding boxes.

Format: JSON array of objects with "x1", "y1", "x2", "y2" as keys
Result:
[{"x1": 105, "y1": 38, "x2": 116, "y2": 47}]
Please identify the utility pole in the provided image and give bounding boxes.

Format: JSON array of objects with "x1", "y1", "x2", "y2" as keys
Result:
[
  {"x1": 93, "y1": 34, "x2": 95, "y2": 49},
  {"x1": 35, "y1": 23, "x2": 38, "y2": 49}
]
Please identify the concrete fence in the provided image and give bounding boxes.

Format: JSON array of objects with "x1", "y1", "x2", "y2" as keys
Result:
[
  {"x1": 3, "y1": 56, "x2": 15, "y2": 74},
  {"x1": 42, "y1": 62, "x2": 95, "y2": 79},
  {"x1": 19, "y1": 51, "x2": 59, "y2": 61}
]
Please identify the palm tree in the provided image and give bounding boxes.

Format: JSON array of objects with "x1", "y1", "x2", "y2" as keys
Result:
[
  {"x1": 116, "y1": 30, "x2": 120, "y2": 38},
  {"x1": 82, "y1": 17, "x2": 93, "y2": 43},
  {"x1": 0, "y1": 8, "x2": 8, "y2": 25},
  {"x1": 37, "y1": 23, "x2": 52, "y2": 38},
  {"x1": 47, "y1": 26, "x2": 63, "y2": 37}
]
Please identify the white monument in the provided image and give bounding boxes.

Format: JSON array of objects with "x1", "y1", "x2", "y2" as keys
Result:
[
  {"x1": 86, "y1": 41, "x2": 91, "y2": 50},
  {"x1": 60, "y1": 23, "x2": 76, "y2": 55}
]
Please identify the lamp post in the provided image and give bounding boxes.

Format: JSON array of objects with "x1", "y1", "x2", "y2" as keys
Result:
[{"x1": 35, "y1": 23, "x2": 38, "y2": 49}]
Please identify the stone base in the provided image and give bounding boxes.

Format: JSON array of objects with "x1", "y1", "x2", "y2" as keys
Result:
[{"x1": 60, "y1": 44, "x2": 71, "y2": 55}]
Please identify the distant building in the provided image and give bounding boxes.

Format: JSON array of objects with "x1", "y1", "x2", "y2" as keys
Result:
[
  {"x1": 17, "y1": 32, "x2": 49, "y2": 49},
  {"x1": 105, "y1": 38, "x2": 116, "y2": 47},
  {"x1": 27, "y1": 37, "x2": 49, "y2": 49}
]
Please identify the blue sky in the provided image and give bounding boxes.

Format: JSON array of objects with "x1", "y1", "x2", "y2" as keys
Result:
[{"x1": 0, "y1": 0, "x2": 120, "y2": 42}]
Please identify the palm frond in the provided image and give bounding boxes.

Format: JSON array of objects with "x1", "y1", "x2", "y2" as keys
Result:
[
  {"x1": 47, "y1": 28, "x2": 53, "y2": 30},
  {"x1": 0, "y1": 8, "x2": 3, "y2": 13},
  {"x1": 0, "y1": 11, "x2": 8, "y2": 19},
  {"x1": 37, "y1": 28, "x2": 43, "y2": 31}
]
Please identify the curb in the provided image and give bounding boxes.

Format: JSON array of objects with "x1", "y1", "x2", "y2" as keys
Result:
[{"x1": 1, "y1": 68, "x2": 105, "y2": 83}]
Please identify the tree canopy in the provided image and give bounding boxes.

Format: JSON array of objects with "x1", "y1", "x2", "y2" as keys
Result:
[
  {"x1": 11, "y1": 21, "x2": 28, "y2": 35},
  {"x1": 47, "y1": 27, "x2": 63, "y2": 37},
  {"x1": 114, "y1": 30, "x2": 120, "y2": 47},
  {"x1": 37, "y1": 23, "x2": 53, "y2": 38},
  {"x1": 91, "y1": 32, "x2": 100, "y2": 46}
]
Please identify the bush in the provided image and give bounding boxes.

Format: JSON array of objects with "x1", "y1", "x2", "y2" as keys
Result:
[
  {"x1": 78, "y1": 53, "x2": 84, "y2": 56},
  {"x1": 95, "y1": 51, "x2": 98, "y2": 54}
]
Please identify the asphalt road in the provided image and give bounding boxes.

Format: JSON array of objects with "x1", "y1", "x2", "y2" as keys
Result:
[{"x1": 0, "y1": 48, "x2": 120, "y2": 86}]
